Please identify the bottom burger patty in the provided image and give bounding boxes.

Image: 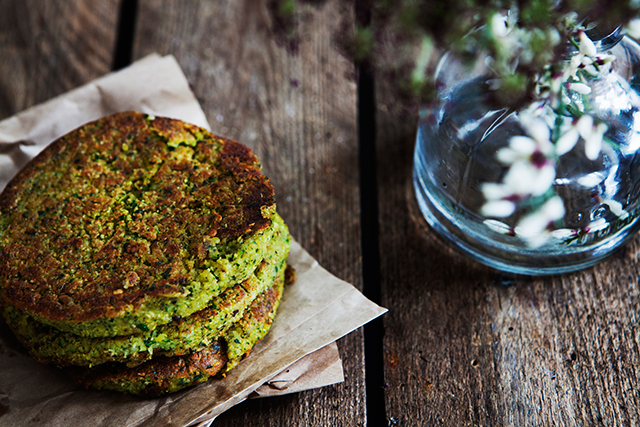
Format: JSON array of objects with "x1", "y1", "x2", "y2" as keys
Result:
[{"x1": 67, "y1": 268, "x2": 287, "y2": 397}]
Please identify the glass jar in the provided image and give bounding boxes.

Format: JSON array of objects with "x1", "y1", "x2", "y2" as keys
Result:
[{"x1": 413, "y1": 27, "x2": 640, "y2": 275}]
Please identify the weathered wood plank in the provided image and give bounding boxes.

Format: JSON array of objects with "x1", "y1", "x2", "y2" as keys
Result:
[
  {"x1": 133, "y1": 1, "x2": 364, "y2": 425},
  {"x1": 375, "y1": 56, "x2": 640, "y2": 426},
  {"x1": 0, "y1": 0, "x2": 121, "y2": 119}
]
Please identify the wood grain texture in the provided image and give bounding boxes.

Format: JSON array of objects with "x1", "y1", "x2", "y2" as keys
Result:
[
  {"x1": 133, "y1": 1, "x2": 364, "y2": 425},
  {"x1": 375, "y1": 56, "x2": 640, "y2": 427},
  {"x1": 0, "y1": 0, "x2": 120, "y2": 120}
]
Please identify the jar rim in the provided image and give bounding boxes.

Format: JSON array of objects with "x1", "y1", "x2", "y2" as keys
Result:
[{"x1": 585, "y1": 24, "x2": 624, "y2": 51}]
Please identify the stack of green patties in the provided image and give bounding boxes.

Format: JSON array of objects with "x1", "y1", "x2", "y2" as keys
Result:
[{"x1": 0, "y1": 112, "x2": 291, "y2": 396}]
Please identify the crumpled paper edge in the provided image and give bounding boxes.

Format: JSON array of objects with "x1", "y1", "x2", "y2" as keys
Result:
[
  {"x1": 0, "y1": 54, "x2": 209, "y2": 191},
  {"x1": 190, "y1": 343, "x2": 344, "y2": 427},
  {"x1": 0, "y1": 54, "x2": 386, "y2": 427},
  {"x1": 137, "y1": 241, "x2": 386, "y2": 427}
]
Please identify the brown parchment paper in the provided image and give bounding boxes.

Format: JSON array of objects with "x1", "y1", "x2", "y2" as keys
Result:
[{"x1": 0, "y1": 55, "x2": 386, "y2": 427}]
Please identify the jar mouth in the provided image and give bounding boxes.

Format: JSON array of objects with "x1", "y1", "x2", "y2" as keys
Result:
[{"x1": 585, "y1": 24, "x2": 624, "y2": 51}]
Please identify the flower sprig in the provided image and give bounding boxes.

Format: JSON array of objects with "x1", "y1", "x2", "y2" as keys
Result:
[
  {"x1": 479, "y1": 28, "x2": 627, "y2": 247},
  {"x1": 358, "y1": 0, "x2": 640, "y2": 105},
  {"x1": 270, "y1": 1, "x2": 640, "y2": 105}
]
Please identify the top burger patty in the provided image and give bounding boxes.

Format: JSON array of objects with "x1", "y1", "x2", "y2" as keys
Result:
[{"x1": 0, "y1": 111, "x2": 278, "y2": 338}]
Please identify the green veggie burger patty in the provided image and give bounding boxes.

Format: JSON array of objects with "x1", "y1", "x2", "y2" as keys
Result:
[
  {"x1": 3, "y1": 217, "x2": 290, "y2": 368},
  {"x1": 0, "y1": 111, "x2": 279, "y2": 338},
  {"x1": 0, "y1": 111, "x2": 294, "y2": 396},
  {"x1": 67, "y1": 268, "x2": 287, "y2": 397}
]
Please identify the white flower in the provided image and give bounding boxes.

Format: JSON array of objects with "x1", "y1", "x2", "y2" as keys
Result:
[
  {"x1": 567, "y1": 82, "x2": 592, "y2": 94},
  {"x1": 484, "y1": 219, "x2": 513, "y2": 235},
  {"x1": 480, "y1": 182, "x2": 517, "y2": 218},
  {"x1": 520, "y1": 113, "x2": 555, "y2": 153},
  {"x1": 585, "y1": 217, "x2": 608, "y2": 232},
  {"x1": 555, "y1": 124, "x2": 580, "y2": 155},
  {"x1": 497, "y1": 114, "x2": 554, "y2": 162},
  {"x1": 603, "y1": 199, "x2": 627, "y2": 219},
  {"x1": 626, "y1": 18, "x2": 640, "y2": 40},
  {"x1": 554, "y1": 115, "x2": 608, "y2": 160},
  {"x1": 566, "y1": 49, "x2": 594, "y2": 80},
  {"x1": 495, "y1": 112, "x2": 556, "y2": 197},
  {"x1": 481, "y1": 200, "x2": 516, "y2": 218},
  {"x1": 579, "y1": 30, "x2": 597, "y2": 57},
  {"x1": 576, "y1": 115, "x2": 608, "y2": 160},
  {"x1": 480, "y1": 112, "x2": 559, "y2": 219},
  {"x1": 491, "y1": 13, "x2": 510, "y2": 38},
  {"x1": 551, "y1": 73, "x2": 564, "y2": 94},
  {"x1": 487, "y1": 11, "x2": 523, "y2": 66},
  {"x1": 596, "y1": 54, "x2": 616, "y2": 74},
  {"x1": 551, "y1": 228, "x2": 577, "y2": 240},
  {"x1": 481, "y1": 182, "x2": 512, "y2": 200},
  {"x1": 503, "y1": 160, "x2": 556, "y2": 197},
  {"x1": 565, "y1": 30, "x2": 615, "y2": 81},
  {"x1": 496, "y1": 136, "x2": 536, "y2": 163},
  {"x1": 514, "y1": 196, "x2": 566, "y2": 247}
]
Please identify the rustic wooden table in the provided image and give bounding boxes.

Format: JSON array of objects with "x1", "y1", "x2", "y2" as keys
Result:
[{"x1": 2, "y1": 1, "x2": 640, "y2": 426}]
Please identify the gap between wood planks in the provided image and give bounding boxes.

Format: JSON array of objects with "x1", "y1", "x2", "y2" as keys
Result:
[
  {"x1": 355, "y1": 1, "x2": 386, "y2": 424},
  {"x1": 112, "y1": 0, "x2": 138, "y2": 71},
  {"x1": 358, "y1": 58, "x2": 387, "y2": 427},
  {"x1": 111, "y1": 0, "x2": 386, "y2": 424}
]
